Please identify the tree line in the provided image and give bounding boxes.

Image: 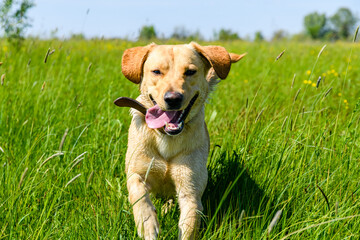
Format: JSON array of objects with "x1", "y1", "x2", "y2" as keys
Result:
[{"x1": 139, "y1": 7, "x2": 358, "y2": 42}]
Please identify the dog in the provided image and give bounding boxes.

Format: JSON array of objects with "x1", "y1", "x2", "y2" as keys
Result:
[{"x1": 119, "y1": 42, "x2": 244, "y2": 239}]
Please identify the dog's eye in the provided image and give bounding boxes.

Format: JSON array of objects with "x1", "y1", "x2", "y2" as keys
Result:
[
  {"x1": 184, "y1": 69, "x2": 197, "y2": 76},
  {"x1": 152, "y1": 70, "x2": 161, "y2": 75}
]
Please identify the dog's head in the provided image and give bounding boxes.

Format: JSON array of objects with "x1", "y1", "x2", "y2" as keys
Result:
[{"x1": 121, "y1": 42, "x2": 245, "y2": 136}]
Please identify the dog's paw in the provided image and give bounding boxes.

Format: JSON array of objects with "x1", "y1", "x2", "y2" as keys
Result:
[{"x1": 136, "y1": 205, "x2": 159, "y2": 240}]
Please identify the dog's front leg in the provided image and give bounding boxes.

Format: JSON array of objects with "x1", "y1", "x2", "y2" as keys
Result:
[
  {"x1": 171, "y1": 153, "x2": 208, "y2": 240},
  {"x1": 177, "y1": 192, "x2": 203, "y2": 240},
  {"x1": 127, "y1": 173, "x2": 159, "y2": 240}
]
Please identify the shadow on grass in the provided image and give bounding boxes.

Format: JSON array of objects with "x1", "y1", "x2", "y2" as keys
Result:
[{"x1": 202, "y1": 148, "x2": 270, "y2": 231}]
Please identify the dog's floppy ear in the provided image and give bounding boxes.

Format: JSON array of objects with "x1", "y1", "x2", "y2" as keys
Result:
[
  {"x1": 190, "y1": 42, "x2": 245, "y2": 79},
  {"x1": 121, "y1": 43, "x2": 156, "y2": 84}
]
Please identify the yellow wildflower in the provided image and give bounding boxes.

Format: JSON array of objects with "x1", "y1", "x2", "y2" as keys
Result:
[
  {"x1": 344, "y1": 99, "x2": 348, "y2": 103},
  {"x1": 303, "y1": 80, "x2": 308, "y2": 84},
  {"x1": 338, "y1": 93, "x2": 342, "y2": 96},
  {"x1": 306, "y1": 70, "x2": 311, "y2": 75},
  {"x1": 312, "y1": 83, "x2": 316, "y2": 87},
  {"x1": 244, "y1": 79, "x2": 248, "y2": 83}
]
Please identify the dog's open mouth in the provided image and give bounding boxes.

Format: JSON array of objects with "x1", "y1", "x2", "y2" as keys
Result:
[{"x1": 145, "y1": 94, "x2": 199, "y2": 136}]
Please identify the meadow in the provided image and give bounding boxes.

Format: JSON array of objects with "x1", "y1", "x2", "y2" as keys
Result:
[{"x1": 0, "y1": 38, "x2": 359, "y2": 239}]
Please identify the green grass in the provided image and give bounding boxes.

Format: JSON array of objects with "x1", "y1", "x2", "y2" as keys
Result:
[{"x1": 0, "y1": 38, "x2": 360, "y2": 239}]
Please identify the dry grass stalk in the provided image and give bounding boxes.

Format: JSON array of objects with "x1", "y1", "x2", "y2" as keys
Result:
[
  {"x1": 318, "y1": 44, "x2": 327, "y2": 58},
  {"x1": 72, "y1": 152, "x2": 87, "y2": 163},
  {"x1": 291, "y1": 73, "x2": 296, "y2": 89},
  {"x1": 255, "y1": 108, "x2": 265, "y2": 123},
  {"x1": 0, "y1": 146, "x2": 4, "y2": 153},
  {"x1": 324, "y1": 87, "x2": 332, "y2": 98},
  {"x1": 145, "y1": 157, "x2": 156, "y2": 182},
  {"x1": 59, "y1": 128, "x2": 69, "y2": 151},
  {"x1": 65, "y1": 173, "x2": 82, "y2": 188},
  {"x1": 239, "y1": 210, "x2": 245, "y2": 225},
  {"x1": 44, "y1": 48, "x2": 50, "y2": 63},
  {"x1": 86, "y1": 171, "x2": 94, "y2": 188},
  {"x1": 41, "y1": 81, "x2": 46, "y2": 91},
  {"x1": 49, "y1": 49, "x2": 55, "y2": 55},
  {"x1": 71, "y1": 157, "x2": 84, "y2": 170},
  {"x1": 268, "y1": 209, "x2": 282, "y2": 235},
  {"x1": 276, "y1": 49, "x2": 286, "y2": 61},
  {"x1": 335, "y1": 201, "x2": 339, "y2": 215},
  {"x1": 18, "y1": 167, "x2": 29, "y2": 188},
  {"x1": 40, "y1": 152, "x2": 64, "y2": 168},
  {"x1": 27, "y1": 59, "x2": 31, "y2": 66},
  {"x1": 294, "y1": 88, "x2": 301, "y2": 102},
  {"x1": 87, "y1": 62, "x2": 92, "y2": 72},
  {"x1": 1, "y1": 74, "x2": 5, "y2": 85},
  {"x1": 281, "y1": 116, "x2": 288, "y2": 130},
  {"x1": 0, "y1": 62, "x2": 3, "y2": 66}
]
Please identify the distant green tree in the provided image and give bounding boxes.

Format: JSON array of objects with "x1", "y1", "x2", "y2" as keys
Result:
[
  {"x1": 138, "y1": 25, "x2": 157, "y2": 40},
  {"x1": 330, "y1": 8, "x2": 358, "y2": 39},
  {"x1": 304, "y1": 12, "x2": 327, "y2": 39},
  {"x1": 254, "y1": 31, "x2": 264, "y2": 41},
  {"x1": 214, "y1": 29, "x2": 239, "y2": 41},
  {"x1": 170, "y1": 26, "x2": 203, "y2": 41},
  {"x1": 0, "y1": 0, "x2": 34, "y2": 47},
  {"x1": 271, "y1": 30, "x2": 288, "y2": 41},
  {"x1": 171, "y1": 26, "x2": 190, "y2": 40}
]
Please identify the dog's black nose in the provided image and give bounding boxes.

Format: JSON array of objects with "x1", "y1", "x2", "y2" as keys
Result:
[{"x1": 164, "y1": 91, "x2": 183, "y2": 110}]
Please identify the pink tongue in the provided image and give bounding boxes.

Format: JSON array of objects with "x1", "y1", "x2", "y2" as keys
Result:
[{"x1": 145, "y1": 105, "x2": 178, "y2": 129}]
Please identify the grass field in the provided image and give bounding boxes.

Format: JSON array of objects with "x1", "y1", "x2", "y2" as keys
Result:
[{"x1": 0, "y1": 38, "x2": 360, "y2": 239}]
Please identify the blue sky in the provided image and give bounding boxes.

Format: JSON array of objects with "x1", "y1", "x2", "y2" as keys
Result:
[{"x1": 27, "y1": 0, "x2": 360, "y2": 40}]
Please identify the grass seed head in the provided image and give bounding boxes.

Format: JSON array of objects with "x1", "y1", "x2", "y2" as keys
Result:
[
  {"x1": 294, "y1": 88, "x2": 301, "y2": 102},
  {"x1": 268, "y1": 210, "x2": 282, "y2": 235},
  {"x1": 18, "y1": 167, "x2": 29, "y2": 189},
  {"x1": 65, "y1": 173, "x2": 82, "y2": 188},
  {"x1": 353, "y1": 25, "x2": 359, "y2": 42},
  {"x1": 1, "y1": 73, "x2": 5, "y2": 85},
  {"x1": 40, "y1": 152, "x2": 64, "y2": 168},
  {"x1": 291, "y1": 73, "x2": 296, "y2": 88},
  {"x1": 276, "y1": 49, "x2": 286, "y2": 61},
  {"x1": 324, "y1": 87, "x2": 332, "y2": 98},
  {"x1": 86, "y1": 171, "x2": 94, "y2": 188},
  {"x1": 316, "y1": 76, "x2": 321, "y2": 88},
  {"x1": 59, "y1": 128, "x2": 69, "y2": 151},
  {"x1": 87, "y1": 62, "x2": 92, "y2": 72},
  {"x1": 44, "y1": 48, "x2": 50, "y2": 63},
  {"x1": 318, "y1": 44, "x2": 327, "y2": 58},
  {"x1": 41, "y1": 81, "x2": 46, "y2": 91}
]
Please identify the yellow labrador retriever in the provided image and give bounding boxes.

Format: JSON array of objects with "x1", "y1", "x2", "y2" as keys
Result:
[{"x1": 117, "y1": 42, "x2": 244, "y2": 239}]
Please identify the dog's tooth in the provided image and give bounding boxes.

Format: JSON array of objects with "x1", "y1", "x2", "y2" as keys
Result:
[
  {"x1": 165, "y1": 122, "x2": 169, "y2": 129},
  {"x1": 178, "y1": 122, "x2": 183, "y2": 128}
]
